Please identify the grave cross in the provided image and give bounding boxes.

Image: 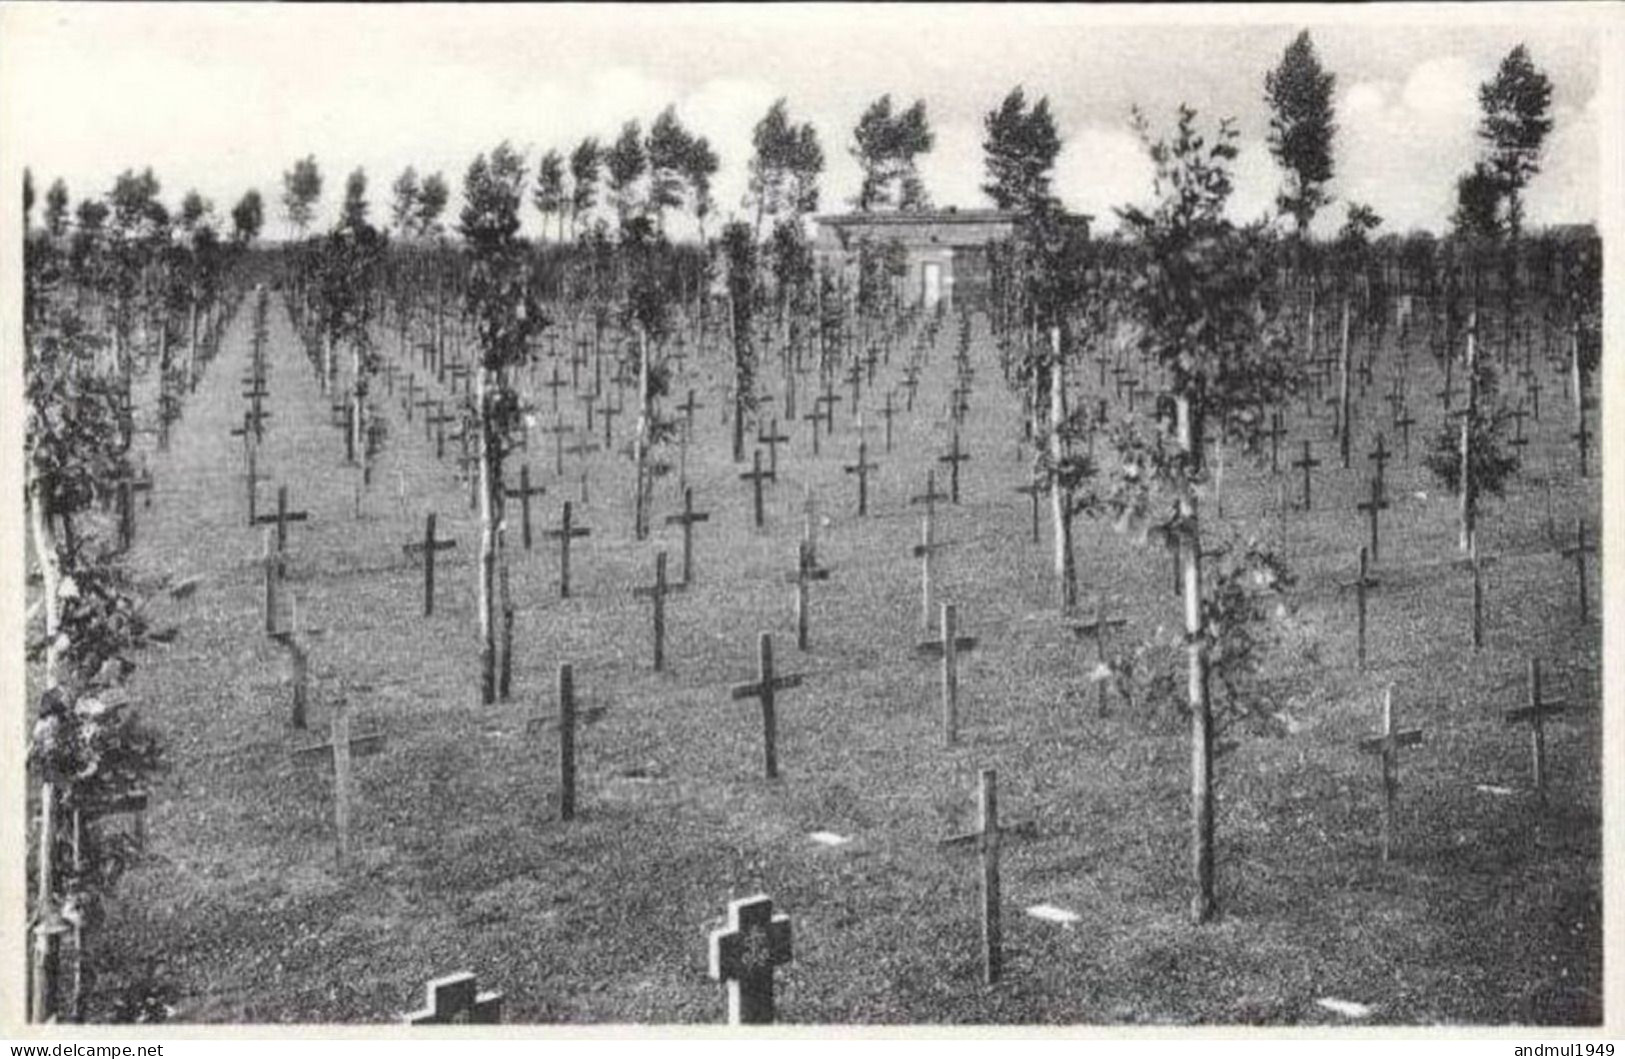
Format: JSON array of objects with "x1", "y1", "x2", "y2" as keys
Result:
[
  {"x1": 402, "y1": 513, "x2": 458, "y2": 617},
  {"x1": 910, "y1": 469, "x2": 949, "y2": 521},
  {"x1": 730, "y1": 632, "x2": 803, "y2": 780},
  {"x1": 801, "y1": 408, "x2": 824, "y2": 456},
  {"x1": 708, "y1": 894, "x2": 793, "y2": 1026},
  {"x1": 1358, "y1": 686, "x2": 1423, "y2": 863},
  {"x1": 1337, "y1": 546, "x2": 1380, "y2": 668},
  {"x1": 252, "y1": 485, "x2": 309, "y2": 572},
  {"x1": 664, "y1": 486, "x2": 711, "y2": 586},
  {"x1": 1292, "y1": 440, "x2": 1322, "y2": 511},
  {"x1": 678, "y1": 388, "x2": 704, "y2": 435},
  {"x1": 542, "y1": 364, "x2": 568, "y2": 412},
  {"x1": 758, "y1": 418, "x2": 791, "y2": 478},
  {"x1": 405, "y1": 972, "x2": 504, "y2": 1025},
  {"x1": 912, "y1": 513, "x2": 951, "y2": 632},
  {"x1": 1069, "y1": 596, "x2": 1128, "y2": 717},
  {"x1": 843, "y1": 439, "x2": 880, "y2": 516},
  {"x1": 941, "y1": 768, "x2": 1037, "y2": 985},
  {"x1": 546, "y1": 418, "x2": 573, "y2": 476},
  {"x1": 1013, "y1": 480, "x2": 1044, "y2": 544},
  {"x1": 633, "y1": 551, "x2": 686, "y2": 671},
  {"x1": 880, "y1": 390, "x2": 898, "y2": 453},
  {"x1": 1264, "y1": 410, "x2": 1287, "y2": 475},
  {"x1": 544, "y1": 501, "x2": 592, "y2": 598},
  {"x1": 1505, "y1": 658, "x2": 1569, "y2": 809},
  {"x1": 502, "y1": 464, "x2": 546, "y2": 551},
  {"x1": 290, "y1": 699, "x2": 385, "y2": 870},
  {"x1": 1367, "y1": 434, "x2": 1392, "y2": 503},
  {"x1": 739, "y1": 449, "x2": 775, "y2": 530},
  {"x1": 1562, "y1": 518, "x2": 1595, "y2": 624},
  {"x1": 938, "y1": 430, "x2": 972, "y2": 504},
  {"x1": 1355, "y1": 475, "x2": 1390, "y2": 563},
  {"x1": 785, "y1": 539, "x2": 830, "y2": 651},
  {"x1": 916, "y1": 602, "x2": 979, "y2": 746}
]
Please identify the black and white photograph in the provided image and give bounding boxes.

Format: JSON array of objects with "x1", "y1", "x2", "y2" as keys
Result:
[{"x1": 2, "y1": 2, "x2": 1616, "y2": 1033}]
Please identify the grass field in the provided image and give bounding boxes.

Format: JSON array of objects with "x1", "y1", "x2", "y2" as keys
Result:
[{"x1": 72, "y1": 292, "x2": 1600, "y2": 1025}]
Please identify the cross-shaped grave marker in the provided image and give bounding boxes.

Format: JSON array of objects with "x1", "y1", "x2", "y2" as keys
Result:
[
  {"x1": 758, "y1": 417, "x2": 790, "y2": 479},
  {"x1": 843, "y1": 438, "x2": 880, "y2": 517},
  {"x1": 730, "y1": 632, "x2": 803, "y2": 780},
  {"x1": 402, "y1": 512, "x2": 457, "y2": 617},
  {"x1": 940, "y1": 768, "x2": 1037, "y2": 985},
  {"x1": 290, "y1": 698, "x2": 385, "y2": 870},
  {"x1": 1505, "y1": 658, "x2": 1570, "y2": 809},
  {"x1": 1358, "y1": 686, "x2": 1424, "y2": 863},
  {"x1": 938, "y1": 430, "x2": 972, "y2": 504},
  {"x1": 404, "y1": 972, "x2": 503, "y2": 1025},
  {"x1": 633, "y1": 550, "x2": 685, "y2": 671},
  {"x1": 785, "y1": 539, "x2": 830, "y2": 651},
  {"x1": 1292, "y1": 440, "x2": 1322, "y2": 511},
  {"x1": 1069, "y1": 596, "x2": 1128, "y2": 717},
  {"x1": 1367, "y1": 434, "x2": 1392, "y2": 503},
  {"x1": 544, "y1": 501, "x2": 592, "y2": 598},
  {"x1": 1562, "y1": 518, "x2": 1595, "y2": 624},
  {"x1": 739, "y1": 449, "x2": 775, "y2": 530},
  {"x1": 1355, "y1": 475, "x2": 1390, "y2": 563},
  {"x1": 1264, "y1": 410, "x2": 1287, "y2": 475},
  {"x1": 1338, "y1": 546, "x2": 1380, "y2": 668},
  {"x1": 916, "y1": 602, "x2": 979, "y2": 746},
  {"x1": 664, "y1": 486, "x2": 711, "y2": 586},
  {"x1": 503, "y1": 463, "x2": 546, "y2": 551},
  {"x1": 708, "y1": 894, "x2": 793, "y2": 1026},
  {"x1": 252, "y1": 485, "x2": 309, "y2": 576},
  {"x1": 880, "y1": 390, "x2": 898, "y2": 453}
]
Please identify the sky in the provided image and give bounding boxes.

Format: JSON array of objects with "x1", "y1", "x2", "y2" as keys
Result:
[{"x1": 0, "y1": 4, "x2": 1608, "y2": 242}]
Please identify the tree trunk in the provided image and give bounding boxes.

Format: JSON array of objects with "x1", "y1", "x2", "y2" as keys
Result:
[
  {"x1": 1338, "y1": 295, "x2": 1352, "y2": 468},
  {"x1": 1176, "y1": 393, "x2": 1215, "y2": 924},
  {"x1": 478, "y1": 365, "x2": 497, "y2": 704},
  {"x1": 634, "y1": 326, "x2": 652, "y2": 540},
  {"x1": 321, "y1": 332, "x2": 333, "y2": 396},
  {"x1": 1048, "y1": 332, "x2": 1076, "y2": 612},
  {"x1": 731, "y1": 293, "x2": 746, "y2": 464},
  {"x1": 1460, "y1": 310, "x2": 1478, "y2": 554},
  {"x1": 351, "y1": 343, "x2": 365, "y2": 469}
]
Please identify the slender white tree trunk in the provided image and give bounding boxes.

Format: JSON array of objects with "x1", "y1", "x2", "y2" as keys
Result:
[
  {"x1": 1177, "y1": 393, "x2": 1214, "y2": 924},
  {"x1": 477, "y1": 365, "x2": 497, "y2": 704},
  {"x1": 1048, "y1": 331, "x2": 1075, "y2": 611}
]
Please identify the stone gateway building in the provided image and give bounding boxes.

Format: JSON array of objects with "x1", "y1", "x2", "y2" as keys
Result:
[{"x1": 812, "y1": 208, "x2": 1019, "y2": 312}]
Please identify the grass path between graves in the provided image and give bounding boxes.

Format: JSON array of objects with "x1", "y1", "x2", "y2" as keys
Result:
[{"x1": 70, "y1": 297, "x2": 1601, "y2": 1025}]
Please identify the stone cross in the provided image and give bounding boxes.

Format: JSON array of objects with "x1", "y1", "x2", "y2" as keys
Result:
[
  {"x1": 1358, "y1": 686, "x2": 1423, "y2": 862},
  {"x1": 405, "y1": 972, "x2": 503, "y2": 1024},
  {"x1": 938, "y1": 430, "x2": 972, "y2": 504},
  {"x1": 633, "y1": 550, "x2": 685, "y2": 671},
  {"x1": 1292, "y1": 440, "x2": 1321, "y2": 511},
  {"x1": 544, "y1": 501, "x2": 592, "y2": 598},
  {"x1": 916, "y1": 602, "x2": 978, "y2": 746},
  {"x1": 1562, "y1": 518, "x2": 1594, "y2": 624},
  {"x1": 291, "y1": 700, "x2": 385, "y2": 870},
  {"x1": 785, "y1": 539, "x2": 830, "y2": 651},
  {"x1": 739, "y1": 449, "x2": 775, "y2": 530},
  {"x1": 941, "y1": 769, "x2": 1036, "y2": 984},
  {"x1": 1505, "y1": 658, "x2": 1569, "y2": 809},
  {"x1": 503, "y1": 463, "x2": 546, "y2": 551},
  {"x1": 402, "y1": 513, "x2": 458, "y2": 617},
  {"x1": 664, "y1": 486, "x2": 711, "y2": 586},
  {"x1": 708, "y1": 894, "x2": 793, "y2": 1025},
  {"x1": 1355, "y1": 475, "x2": 1390, "y2": 563},
  {"x1": 843, "y1": 439, "x2": 880, "y2": 517},
  {"x1": 730, "y1": 633, "x2": 803, "y2": 780}
]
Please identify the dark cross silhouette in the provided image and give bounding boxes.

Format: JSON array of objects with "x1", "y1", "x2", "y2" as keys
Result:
[
  {"x1": 880, "y1": 390, "x2": 898, "y2": 453},
  {"x1": 1264, "y1": 410, "x2": 1287, "y2": 475},
  {"x1": 785, "y1": 539, "x2": 831, "y2": 650},
  {"x1": 402, "y1": 512, "x2": 457, "y2": 617},
  {"x1": 664, "y1": 486, "x2": 711, "y2": 586},
  {"x1": 544, "y1": 501, "x2": 592, "y2": 598},
  {"x1": 940, "y1": 768, "x2": 1037, "y2": 985},
  {"x1": 707, "y1": 895, "x2": 793, "y2": 1026},
  {"x1": 1337, "y1": 546, "x2": 1380, "y2": 668},
  {"x1": 1367, "y1": 434, "x2": 1392, "y2": 503},
  {"x1": 251, "y1": 484, "x2": 308, "y2": 572},
  {"x1": 938, "y1": 430, "x2": 972, "y2": 504},
  {"x1": 1562, "y1": 518, "x2": 1595, "y2": 624},
  {"x1": 1394, "y1": 407, "x2": 1417, "y2": 459},
  {"x1": 1292, "y1": 440, "x2": 1322, "y2": 511},
  {"x1": 1505, "y1": 658, "x2": 1569, "y2": 810},
  {"x1": 1013, "y1": 480, "x2": 1044, "y2": 544},
  {"x1": 502, "y1": 464, "x2": 546, "y2": 550},
  {"x1": 1359, "y1": 686, "x2": 1423, "y2": 863},
  {"x1": 542, "y1": 364, "x2": 568, "y2": 412},
  {"x1": 739, "y1": 449, "x2": 775, "y2": 530},
  {"x1": 633, "y1": 550, "x2": 685, "y2": 672},
  {"x1": 730, "y1": 633, "x2": 803, "y2": 780},
  {"x1": 1356, "y1": 475, "x2": 1390, "y2": 563},
  {"x1": 546, "y1": 418, "x2": 573, "y2": 476},
  {"x1": 843, "y1": 438, "x2": 879, "y2": 516},
  {"x1": 678, "y1": 388, "x2": 704, "y2": 435},
  {"x1": 758, "y1": 418, "x2": 790, "y2": 478}
]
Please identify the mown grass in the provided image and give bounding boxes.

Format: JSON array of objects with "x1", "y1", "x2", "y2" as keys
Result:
[{"x1": 63, "y1": 297, "x2": 1599, "y2": 1025}]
